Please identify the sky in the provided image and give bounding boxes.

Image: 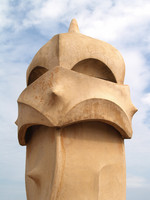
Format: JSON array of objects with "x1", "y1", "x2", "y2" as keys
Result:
[{"x1": 0, "y1": 0, "x2": 150, "y2": 199}]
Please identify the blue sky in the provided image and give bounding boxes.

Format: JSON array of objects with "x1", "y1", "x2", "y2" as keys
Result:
[{"x1": 0, "y1": 0, "x2": 150, "y2": 199}]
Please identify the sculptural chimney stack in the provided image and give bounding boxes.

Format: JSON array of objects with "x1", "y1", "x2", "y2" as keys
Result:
[{"x1": 16, "y1": 19, "x2": 137, "y2": 200}]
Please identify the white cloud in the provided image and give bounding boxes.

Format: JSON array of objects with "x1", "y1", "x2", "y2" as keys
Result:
[
  {"x1": 142, "y1": 93, "x2": 150, "y2": 106},
  {"x1": 16, "y1": 0, "x2": 150, "y2": 42},
  {"x1": 127, "y1": 175, "x2": 150, "y2": 188},
  {"x1": 0, "y1": 0, "x2": 11, "y2": 30}
]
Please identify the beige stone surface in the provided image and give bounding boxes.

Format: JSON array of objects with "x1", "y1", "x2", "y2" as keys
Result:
[
  {"x1": 18, "y1": 66, "x2": 136, "y2": 145},
  {"x1": 16, "y1": 19, "x2": 137, "y2": 199},
  {"x1": 26, "y1": 122, "x2": 126, "y2": 200}
]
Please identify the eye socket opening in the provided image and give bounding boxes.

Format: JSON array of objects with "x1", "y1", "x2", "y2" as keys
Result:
[
  {"x1": 72, "y1": 58, "x2": 116, "y2": 83},
  {"x1": 27, "y1": 66, "x2": 48, "y2": 86},
  {"x1": 25, "y1": 126, "x2": 33, "y2": 144}
]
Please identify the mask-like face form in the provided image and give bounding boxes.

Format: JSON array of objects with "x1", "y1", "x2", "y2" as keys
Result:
[{"x1": 16, "y1": 19, "x2": 137, "y2": 200}]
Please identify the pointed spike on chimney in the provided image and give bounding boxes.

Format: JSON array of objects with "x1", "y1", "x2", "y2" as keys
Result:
[{"x1": 68, "y1": 19, "x2": 80, "y2": 33}]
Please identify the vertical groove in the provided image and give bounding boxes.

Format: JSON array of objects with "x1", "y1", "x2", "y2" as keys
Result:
[{"x1": 50, "y1": 128, "x2": 66, "y2": 200}]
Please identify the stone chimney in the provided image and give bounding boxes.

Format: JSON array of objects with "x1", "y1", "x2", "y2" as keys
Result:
[{"x1": 16, "y1": 19, "x2": 137, "y2": 200}]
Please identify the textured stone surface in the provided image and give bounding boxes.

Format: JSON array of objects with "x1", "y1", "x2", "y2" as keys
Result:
[
  {"x1": 16, "y1": 19, "x2": 137, "y2": 199},
  {"x1": 26, "y1": 122, "x2": 126, "y2": 200}
]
